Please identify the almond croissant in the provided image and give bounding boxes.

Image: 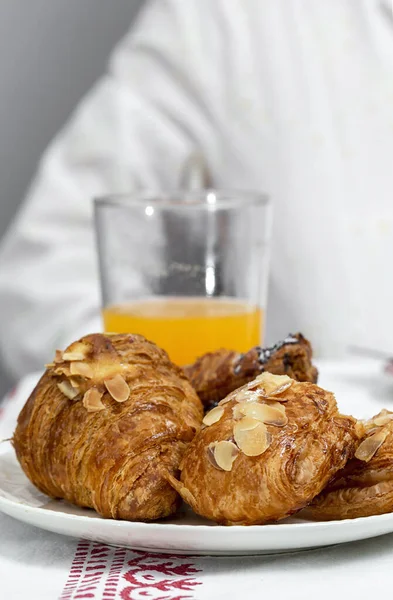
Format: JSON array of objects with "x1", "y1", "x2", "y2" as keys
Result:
[
  {"x1": 167, "y1": 373, "x2": 359, "y2": 525},
  {"x1": 13, "y1": 333, "x2": 203, "y2": 521},
  {"x1": 307, "y1": 410, "x2": 393, "y2": 520},
  {"x1": 184, "y1": 333, "x2": 318, "y2": 409}
]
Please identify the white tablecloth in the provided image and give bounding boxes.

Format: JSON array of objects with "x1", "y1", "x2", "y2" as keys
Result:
[{"x1": 1, "y1": 362, "x2": 393, "y2": 600}]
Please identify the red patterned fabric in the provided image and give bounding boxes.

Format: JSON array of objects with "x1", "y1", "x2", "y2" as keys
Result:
[{"x1": 60, "y1": 541, "x2": 203, "y2": 600}]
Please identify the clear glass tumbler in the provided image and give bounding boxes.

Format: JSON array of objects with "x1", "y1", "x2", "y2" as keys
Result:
[{"x1": 94, "y1": 190, "x2": 272, "y2": 366}]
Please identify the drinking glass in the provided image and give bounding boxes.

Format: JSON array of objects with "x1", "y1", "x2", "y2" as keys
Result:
[{"x1": 94, "y1": 190, "x2": 272, "y2": 366}]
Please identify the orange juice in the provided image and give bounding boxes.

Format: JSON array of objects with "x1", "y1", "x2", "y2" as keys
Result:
[{"x1": 103, "y1": 297, "x2": 262, "y2": 366}]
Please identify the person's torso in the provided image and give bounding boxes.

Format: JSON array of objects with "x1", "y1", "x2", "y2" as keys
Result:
[{"x1": 205, "y1": 0, "x2": 393, "y2": 355}]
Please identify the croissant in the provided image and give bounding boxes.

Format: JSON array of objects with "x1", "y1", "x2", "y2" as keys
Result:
[
  {"x1": 13, "y1": 333, "x2": 203, "y2": 521},
  {"x1": 307, "y1": 410, "x2": 393, "y2": 520},
  {"x1": 184, "y1": 333, "x2": 318, "y2": 409},
  {"x1": 167, "y1": 373, "x2": 359, "y2": 525}
]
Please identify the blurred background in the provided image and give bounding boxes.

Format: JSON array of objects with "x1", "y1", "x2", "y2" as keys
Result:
[
  {"x1": 0, "y1": 0, "x2": 144, "y2": 241},
  {"x1": 1, "y1": 0, "x2": 392, "y2": 399},
  {"x1": 0, "y1": 0, "x2": 144, "y2": 394}
]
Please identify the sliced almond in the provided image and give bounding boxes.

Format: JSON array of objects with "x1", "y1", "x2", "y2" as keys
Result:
[
  {"x1": 363, "y1": 425, "x2": 379, "y2": 437},
  {"x1": 220, "y1": 374, "x2": 293, "y2": 406},
  {"x1": 233, "y1": 401, "x2": 248, "y2": 420},
  {"x1": 233, "y1": 400, "x2": 287, "y2": 423},
  {"x1": 234, "y1": 419, "x2": 271, "y2": 457},
  {"x1": 179, "y1": 486, "x2": 197, "y2": 508},
  {"x1": 207, "y1": 444, "x2": 221, "y2": 469},
  {"x1": 219, "y1": 385, "x2": 256, "y2": 405},
  {"x1": 104, "y1": 374, "x2": 130, "y2": 403},
  {"x1": 243, "y1": 402, "x2": 288, "y2": 426},
  {"x1": 57, "y1": 380, "x2": 79, "y2": 400},
  {"x1": 69, "y1": 377, "x2": 81, "y2": 389},
  {"x1": 234, "y1": 416, "x2": 260, "y2": 432},
  {"x1": 62, "y1": 342, "x2": 89, "y2": 362},
  {"x1": 54, "y1": 350, "x2": 63, "y2": 363},
  {"x1": 207, "y1": 441, "x2": 239, "y2": 471},
  {"x1": 63, "y1": 351, "x2": 87, "y2": 361},
  {"x1": 53, "y1": 364, "x2": 70, "y2": 377},
  {"x1": 163, "y1": 472, "x2": 196, "y2": 507},
  {"x1": 361, "y1": 417, "x2": 378, "y2": 433},
  {"x1": 45, "y1": 363, "x2": 55, "y2": 369},
  {"x1": 373, "y1": 410, "x2": 393, "y2": 427},
  {"x1": 83, "y1": 388, "x2": 105, "y2": 412},
  {"x1": 355, "y1": 420, "x2": 367, "y2": 439},
  {"x1": 373, "y1": 416, "x2": 393, "y2": 427},
  {"x1": 233, "y1": 388, "x2": 263, "y2": 403},
  {"x1": 218, "y1": 396, "x2": 233, "y2": 406},
  {"x1": 265, "y1": 400, "x2": 287, "y2": 414},
  {"x1": 203, "y1": 406, "x2": 224, "y2": 426},
  {"x1": 355, "y1": 430, "x2": 388, "y2": 462},
  {"x1": 248, "y1": 372, "x2": 293, "y2": 398},
  {"x1": 70, "y1": 361, "x2": 94, "y2": 379}
]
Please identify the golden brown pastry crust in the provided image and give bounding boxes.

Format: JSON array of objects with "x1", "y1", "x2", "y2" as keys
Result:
[
  {"x1": 13, "y1": 333, "x2": 203, "y2": 521},
  {"x1": 184, "y1": 333, "x2": 318, "y2": 409},
  {"x1": 168, "y1": 376, "x2": 358, "y2": 525},
  {"x1": 308, "y1": 410, "x2": 393, "y2": 520}
]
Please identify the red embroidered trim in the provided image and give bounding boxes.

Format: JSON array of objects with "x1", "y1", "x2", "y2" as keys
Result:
[
  {"x1": 120, "y1": 550, "x2": 203, "y2": 599},
  {"x1": 60, "y1": 541, "x2": 203, "y2": 600},
  {"x1": 59, "y1": 540, "x2": 93, "y2": 600},
  {"x1": 102, "y1": 547, "x2": 127, "y2": 599}
]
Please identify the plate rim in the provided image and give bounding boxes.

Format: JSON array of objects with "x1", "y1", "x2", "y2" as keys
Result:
[{"x1": 1, "y1": 479, "x2": 393, "y2": 534}]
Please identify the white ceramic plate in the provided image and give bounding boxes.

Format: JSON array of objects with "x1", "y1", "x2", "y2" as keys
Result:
[{"x1": 1, "y1": 359, "x2": 393, "y2": 556}]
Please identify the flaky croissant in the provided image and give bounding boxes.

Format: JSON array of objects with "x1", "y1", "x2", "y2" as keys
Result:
[
  {"x1": 184, "y1": 333, "x2": 318, "y2": 409},
  {"x1": 167, "y1": 373, "x2": 359, "y2": 525},
  {"x1": 308, "y1": 410, "x2": 393, "y2": 520},
  {"x1": 13, "y1": 333, "x2": 203, "y2": 521}
]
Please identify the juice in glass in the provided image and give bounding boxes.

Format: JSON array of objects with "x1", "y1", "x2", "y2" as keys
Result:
[{"x1": 103, "y1": 296, "x2": 262, "y2": 366}]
